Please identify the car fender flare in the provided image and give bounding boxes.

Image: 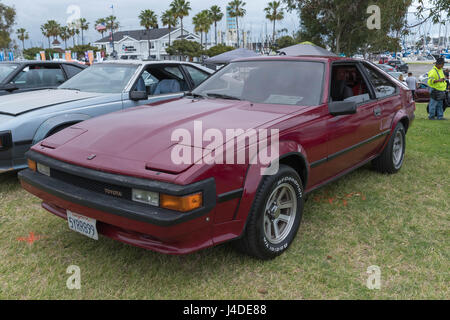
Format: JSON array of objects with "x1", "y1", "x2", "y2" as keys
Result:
[
  {"x1": 378, "y1": 109, "x2": 409, "y2": 153},
  {"x1": 232, "y1": 140, "x2": 309, "y2": 235},
  {"x1": 32, "y1": 113, "x2": 91, "y2": 145}
]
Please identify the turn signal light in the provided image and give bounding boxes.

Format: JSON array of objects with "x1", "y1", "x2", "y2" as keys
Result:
[
  {"x1": 160, "y1": 192, "x2": 202, "y2": 212},
  {"x1": 28, "y1": 159, "x2": 37, "y2": 172}
]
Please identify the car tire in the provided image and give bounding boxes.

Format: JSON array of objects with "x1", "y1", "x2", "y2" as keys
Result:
[
  {"x1": 235, "y1": 165, "x2": 304, "y2": 260},
  {"x1": 372, "y1": 122, "x2": 406, "y2": 174}
]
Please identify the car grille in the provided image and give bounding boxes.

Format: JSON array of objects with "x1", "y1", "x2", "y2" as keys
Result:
[{"x1": 50, "y1": 168, "x2": 132, "y2": 200}]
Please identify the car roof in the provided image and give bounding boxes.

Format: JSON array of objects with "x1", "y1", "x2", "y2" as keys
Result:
[
  {"x1": 232, "y1": 55, "x2": 357, "y2": 63},
  {"x1": 0, "y1": 60, "x2": 82, "y2": 65}
]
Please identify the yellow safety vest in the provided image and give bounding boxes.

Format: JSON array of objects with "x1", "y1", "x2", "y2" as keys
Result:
[{"x1": 427, "y1": 66, "x2": 446, "y2": 91}]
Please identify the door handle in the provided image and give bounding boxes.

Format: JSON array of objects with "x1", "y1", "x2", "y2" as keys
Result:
[{"x1": 374, "y1": 107, "x2": 382, "y2": 117}]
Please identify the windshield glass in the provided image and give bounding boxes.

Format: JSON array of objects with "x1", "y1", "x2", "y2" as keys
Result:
[
  {"x1": 0, "y1": 64, "x2": 19, "y2": 82},
  {"x1": 193, "y1": 60, "x2": 324, "y2": 106},
  {"x1": 59, "y1": 64, "x2": 138, "y2": 93}
]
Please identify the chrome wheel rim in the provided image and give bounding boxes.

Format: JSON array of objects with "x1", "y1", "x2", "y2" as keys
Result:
[
  {"x1": 392, "y1": 131, "x2": 404, "y2": 168},
  {"x1": 263, "y1": 183, "x2": 297, "y2": 245}
]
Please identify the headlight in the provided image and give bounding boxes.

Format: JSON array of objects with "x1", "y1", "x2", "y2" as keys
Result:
[
  {"x1": 132, "y1": 189, "x2": 159, "y2": 206},
  {"x1": 37, "y1": 163, "x2": 50, "y2": 176},
  {"x1": 0, "y1": 131, "x2": 12, "y2": 150}
]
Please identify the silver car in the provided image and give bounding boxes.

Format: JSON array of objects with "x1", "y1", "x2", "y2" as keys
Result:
[{"x1": 0, "y1": 60, "x2": 213, "y2": 173}]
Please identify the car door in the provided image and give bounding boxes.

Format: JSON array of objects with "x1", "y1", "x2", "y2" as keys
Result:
[
  {"x1": 9, "y1": 64, "x2": 66, "y2": 93},
  {"x1": 122, "y1": 64, "x2": 188, "y2": 109},
  {"x1": 416, "y1": 83, "x2": 430, "y2": 102},
  {"x1": 325, "y1": 62, "x2": 386, "y2": 177}
]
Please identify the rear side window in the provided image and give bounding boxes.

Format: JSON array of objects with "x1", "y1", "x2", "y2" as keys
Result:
[
  {"x1": 184, "y1": 65, "x2": 209, "y2": 86},
  {"x1": 11, "y1": 64, "x2": 65, "y2": 88},
  {"x1": 363, "y1": 64, "x2": 397, "y2": 99},
  {"x1": 64, "y1": 64, "x2": 84, "y2": 78}
]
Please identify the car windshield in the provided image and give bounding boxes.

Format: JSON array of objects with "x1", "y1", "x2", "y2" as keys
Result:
[
  {"x1": 59, "y1": 64, "x2": 139, "y2": 93},
  {"x1": 0, "y1": 64, "x2": 19, "y2": 82},
  {"x1": 192, "y1": 60, "x2": 325, "y2": 106}
]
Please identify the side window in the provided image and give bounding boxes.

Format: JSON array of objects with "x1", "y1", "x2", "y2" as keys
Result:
[
  {"x1": 63, "y1": 64, "x2": 84, "y2": 78},
  {"x1": 363, "y1": 65, "x2": 397, "y2": 99},
  {"x1": 12, "y1": 65, "x2": 65, "y2": 88},
  {"x1": 185, "y1": 65, "x2": 209, "y2": 86},
  {"x1": 134, "y1": 70, "x2": 159, "y2": 95},
  {"x1": 330, "y1": 64, "x2": 371, "y2": 104}
]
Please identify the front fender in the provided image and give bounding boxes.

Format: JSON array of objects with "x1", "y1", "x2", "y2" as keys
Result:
[
  {"x1": 32, "y1": 113, "x2": 91, "y2": 145},
  {"x1": 233, "y1": 140, "x2": 309, "y2": 233}
]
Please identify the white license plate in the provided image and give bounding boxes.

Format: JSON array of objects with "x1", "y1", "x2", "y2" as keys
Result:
[{"x1": 67, "y1": 211, "x2": 98, "y2": 240}]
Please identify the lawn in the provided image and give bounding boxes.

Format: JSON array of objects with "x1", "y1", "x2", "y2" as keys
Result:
[{"x1": 0, "y1": 103, "x2": 448, "y2": 300}]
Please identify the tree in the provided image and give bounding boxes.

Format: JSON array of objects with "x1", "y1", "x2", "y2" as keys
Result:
[
  {"x1": 0, "y1": 3, "x2": 16, "y2": 49},
  {"x1": 165, "y1": 39, "x2": 203, "y2": 60},
  {"x1": 227, "y1": 0, "x2": 246, "y2": 48},
  {"x1": 170, "y1": 0, "x2": 191, "y2": 37},
  {"x1": 41, "y1": 20, "x2": 61, "y2": 48},
  {"x1": 17, "y1": 28, "x2": 29, "y2": 50},
  {"x1": 416, "y1": 0, "x2": 450, "y2": 24},
  {"x1": 283, "y1": 0, "x2": 411, "y2": 56},
  {"x1": 78, "y1": 18, "x2": 89, "y2": 45},
  {"x1": 59, "y1": 26, "x2": 71, "y2": 49},
  {"x1": 209, "y1": 5, "x2": 223, "y2": 45},
  {"x1": 273, "y1": 35, "x2": 296, "y2": 50},
  {"x1": 68, "y1": 27, "x2": 76, "y2": 47},
  {"x1": 162, "y1": 9, "x2": 178, "y2": 48},
  {"x1": 193, "y1": 10, "x2": 212, "y2": 49},
  {"x1": 95, "y1": 18, "x2": 107, "y2": 38},
  {"x1": 105, "y1": 15, "x2": 120, "y2": 32},
  {"x1": 264, "y1": 1, "x2": 284, "y2": 44},
  {"x1": 206, "y1": 44, "x2": 234, "y2": 57},
  {"x1": 139, "y1": 9, "x2": 158, "y2": 58}
]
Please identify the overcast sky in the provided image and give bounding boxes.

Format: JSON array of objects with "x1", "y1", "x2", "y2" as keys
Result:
[
  {"x1": 4, "y1": 0, "x2": 446, "y2": 48},
  {"x1": 5, "y1": 0, "x2": 300, "y2": 47}
]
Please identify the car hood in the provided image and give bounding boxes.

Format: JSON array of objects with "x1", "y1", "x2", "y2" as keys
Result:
[
  {"x1": 36, "y1": 98, "x2": 298, "y2": 177},
  {"x1": 0, "y1": 89, "x2": 103, "y2": 116}
]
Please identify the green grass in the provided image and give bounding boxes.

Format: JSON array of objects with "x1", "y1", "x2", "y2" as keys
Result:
[{"x1": 0, "y1": 103, "x2": 448, "y2": 299}]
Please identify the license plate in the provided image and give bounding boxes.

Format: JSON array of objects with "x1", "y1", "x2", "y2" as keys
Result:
[{"x1": 67, "y1": 211, "x2": 98, "y2": 240}]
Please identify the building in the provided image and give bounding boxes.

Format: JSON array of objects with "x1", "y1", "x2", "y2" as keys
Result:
[{"x1": 93, "y1": 27, "x2": 200, "y2": 60}]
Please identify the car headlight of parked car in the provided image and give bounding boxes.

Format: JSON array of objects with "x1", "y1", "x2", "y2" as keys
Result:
[{"x1": 0, "y1": 131, "x2": 12, "y2": 150}]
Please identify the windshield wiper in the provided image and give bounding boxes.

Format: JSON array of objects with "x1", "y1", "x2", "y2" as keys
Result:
[
  {"x1": 60, "y1": 88, "x2": 80, "y2": 91},
  {"x1": 206, "y1": 93, "x2": 242, "y2": 101},
  {"x1": 185, "y1": 92, "x2": 205, "y2": 99}
]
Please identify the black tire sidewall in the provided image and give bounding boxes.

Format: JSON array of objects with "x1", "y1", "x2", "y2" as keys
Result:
[{"x1": 252, "y1": 166, "x2": 304, "y2": 258}]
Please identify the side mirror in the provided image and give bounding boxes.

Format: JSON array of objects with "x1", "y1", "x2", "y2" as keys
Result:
[
  {"x1": 328, "y1": 101, "x2": 357, "y2": 116},
  {"x1": 129, "y1": 90, "x2": 148, "y2": 101},
  {"x1": 2, "y1": 83, "x2": 19, "y2": 92}
]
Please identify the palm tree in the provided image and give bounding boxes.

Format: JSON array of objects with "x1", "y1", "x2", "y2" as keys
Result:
[
  {"x1": 59, "y1": 26, "x2": 71, "y2": 49},
  {"x1": 227, "y1": 0, "x2": 246, "y2": 48},
  {"x1": 105, "y1": 15, "x2": 120, "y2": 31},
  {"x1": 78, "y1": 18, "x2": 89, "y2": 45},
  {"x1": 17, "y1": 28, "x2": 29, "y2": 50},
  {"x1": 170, "y1": 0, "x2": 191, "y2": 37},
  {"x1": 193, "y1": 10, "x2": 212, "y2": 50},
  {"x1": 264, "y1": 1, "x2": 284, "y2": 44},
  {"x1": 139, "y1": 9, "x2": 158, "y2": 59},
  {"x1": 41, "y1": 20, "x2": 61, "y2": 48},
  {"x1": 209, "y1": 5, "x2": 223, "y2": 46},
  {"x1": 68, "y1": 27, "x2": 76, "y2": 47},
  {"x1": 95, "y1": 18, "x2": 107, "y2": 38},
  {"x1": 161, "y1": 9, "x2": 178, "y2": 48}
]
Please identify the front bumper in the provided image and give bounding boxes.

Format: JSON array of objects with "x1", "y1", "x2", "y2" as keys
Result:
[{"x1": 19, "y1": 151, "x2": 218, "y2": 254}]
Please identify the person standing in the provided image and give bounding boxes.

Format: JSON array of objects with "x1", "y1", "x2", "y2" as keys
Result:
[
  {"x1": 405, "y1": 72, "x2": 418, "y2": 100},
  {"x1": 427, "y1": 57, "x2": 447, "y2": 120}
]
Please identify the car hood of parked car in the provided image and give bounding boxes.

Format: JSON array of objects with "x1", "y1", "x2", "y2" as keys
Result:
[
  {"x1": 34, "y1": 97, "x2": 300, "y2": 178},
  {"x1": 0, "y1": 89, "x2": 103, "y2": 116}
]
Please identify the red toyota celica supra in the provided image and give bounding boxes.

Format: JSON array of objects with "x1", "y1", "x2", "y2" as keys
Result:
[{"x1": 19, "y1": 56, "x2": 415, "y2": 260}]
